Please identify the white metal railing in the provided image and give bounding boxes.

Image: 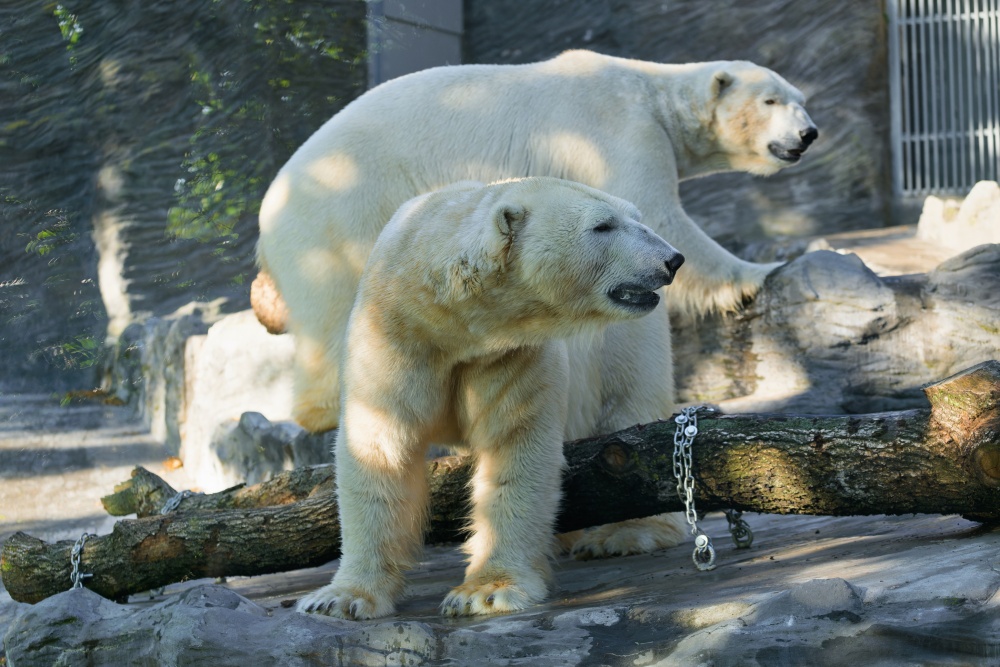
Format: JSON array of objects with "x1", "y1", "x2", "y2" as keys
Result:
[{"x1": 888, "y1": 0, "x2": 1000, "y2": 197}]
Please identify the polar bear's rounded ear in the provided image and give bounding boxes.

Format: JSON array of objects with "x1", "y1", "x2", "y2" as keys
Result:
[
  {"x1": 712, "y1": 70, "x2": 734, "y2": 98},
  {"x1": 494, "y1": 204, "x2": 526, "y2": 239},
  {"x1": 489, "y1": 203, "x2": 526, "y2": 273}
]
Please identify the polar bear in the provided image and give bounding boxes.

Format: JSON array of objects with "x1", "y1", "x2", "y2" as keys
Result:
[
  {"x1": 257, "y1": 49, "x2": 817, "y2": 558},
  {"x1": 296, "y1": 177, "x2": 685, "y2": 619}
]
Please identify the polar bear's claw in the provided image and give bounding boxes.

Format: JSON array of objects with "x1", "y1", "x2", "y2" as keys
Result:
[
  {"x1": 440, "y1": 578, "x2": 540, "y2": 617},
  {"x1": 295, "y1": 583, "x2": 394, "y2": 620}
]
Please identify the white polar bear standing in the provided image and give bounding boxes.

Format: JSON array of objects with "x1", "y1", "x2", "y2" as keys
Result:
[
  {"x1": 257, "y1": 49, "x2": 817, "y2": 559},
  {"x1": 296, "y1": 177, "x2": 685, "y2": 619}
]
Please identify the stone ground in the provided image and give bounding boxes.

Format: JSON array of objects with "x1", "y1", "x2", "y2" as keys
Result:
[{"x1": 3, "y1": 395, "x2": 1000, "y2": 665}]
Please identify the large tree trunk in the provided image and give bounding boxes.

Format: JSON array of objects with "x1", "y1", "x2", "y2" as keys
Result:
[{"x1": 3, "y1": 361, "x2": 999, "y2": 604}]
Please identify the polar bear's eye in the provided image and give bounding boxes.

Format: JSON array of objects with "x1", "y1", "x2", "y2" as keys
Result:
[
  {"x1": 764, "y1": 99, "x2": 777, "y2": 105},
  {"x1": 592, "y1": 220, "x2": 615, "y2": 233}
]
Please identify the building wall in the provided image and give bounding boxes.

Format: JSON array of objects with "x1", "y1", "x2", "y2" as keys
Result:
[{"x1": 463, "y1": 0, "x2": 893, "y2": 251}]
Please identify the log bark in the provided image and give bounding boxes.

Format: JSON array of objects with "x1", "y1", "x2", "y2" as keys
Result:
[
  {"x1": 4, "y1": 361, "x2": 1000, "y2": 604},
  {"x1": 100, "y1": 464, "x2": 336, "y2": 518}
]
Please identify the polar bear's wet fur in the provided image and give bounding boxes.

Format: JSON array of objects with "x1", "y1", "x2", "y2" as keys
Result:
[{"x1": 295, "y1": 178, "x2": 685, "y2": 619}]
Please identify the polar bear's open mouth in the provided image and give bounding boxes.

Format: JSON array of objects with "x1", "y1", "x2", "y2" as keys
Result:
[
  {"x1": 768, "y1": 141, "x2": 806, "y2": 163},
  {"x1": 608, "y1": 284, "x2": 661, "y2": 311}
]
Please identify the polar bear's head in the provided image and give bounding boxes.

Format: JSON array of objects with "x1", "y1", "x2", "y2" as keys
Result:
[
  {"x1": 707, "y1": 62, "x2": 818, "y2": 176},
  {"x1": 479, "y1": 178, "x2": 684, "y2": 330}
]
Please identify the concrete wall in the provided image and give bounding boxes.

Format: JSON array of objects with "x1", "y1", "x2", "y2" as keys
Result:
[
  {"x1": 0, "y1": 0, "x2": 367, "y2": 393},
  {"x1": 368, "y1": 0, "x2": 463, "y2": 86}
]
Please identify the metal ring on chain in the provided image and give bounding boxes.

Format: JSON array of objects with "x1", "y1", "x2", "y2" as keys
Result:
[{"x1": 692, "y1": 532, "x2": 717, "y2": 570}]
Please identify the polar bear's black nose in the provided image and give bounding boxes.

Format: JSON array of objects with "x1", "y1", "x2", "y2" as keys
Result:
[
  {"x1": 800, "y1": 127, "x2": 818, "y2": 147},
  {"x1": 666, "y1": 252, "x2": 685, "y2": 275}
]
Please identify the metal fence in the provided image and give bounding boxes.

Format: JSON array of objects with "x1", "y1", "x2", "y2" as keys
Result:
[{"x1": 888, "y1": 0, "x2": 1000, "y2": 196}]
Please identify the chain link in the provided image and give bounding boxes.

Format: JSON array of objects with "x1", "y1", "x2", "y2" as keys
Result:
[
  {"x1": 160, "y1": 489, "x2": 201, "y2": 514},
  {"x1": 70, "y1": 532, "x2": 97, "y2": 589},
  {"x1": 673, "y1": 406, "x2": 753, "y2": 572},
  {"x1": 725, "y1": 509, "x2": 754, "y2": 548},
  {"x1": 673, "y1": 406, "x2": 716, "y2": 570}
]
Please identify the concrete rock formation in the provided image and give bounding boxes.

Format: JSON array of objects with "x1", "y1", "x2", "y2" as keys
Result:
[
  {"x1": 4, "y1": 513, "x2": 1000, "y2": 666},
  {"x1": 673, "y1": 244, "x2": 1000, "y2": 414},
  {"x1": 918, "y1": 180, "x2": 1000, "y2": 251}
]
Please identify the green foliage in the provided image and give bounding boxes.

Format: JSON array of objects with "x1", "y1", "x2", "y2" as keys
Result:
[
  {"x1": 167, "y1": 0, "x2": 364, "y2": 248},
  {"x1": 56, "y1": 334, "x2": 101, "y2": 370},
  {"x1": 53, "y1": 3, "x2": 83, "y2": 65},
  {"x1": 23, "y1": 209, "x2": 77, "y2": 258}
]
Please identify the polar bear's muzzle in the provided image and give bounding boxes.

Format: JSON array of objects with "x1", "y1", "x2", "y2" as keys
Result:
[
  {"x1": 768, "y1": 125, "x2": 819, "y2": 163},
  {"x1": 607, "y1": 251, "x2": 685, "y2": 312}
]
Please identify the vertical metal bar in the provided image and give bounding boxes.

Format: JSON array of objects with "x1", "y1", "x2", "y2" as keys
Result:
[
  {"x1": 930, "y1": 0, "x2": 944, "y2": 190},
  {"x1": 991, "y1": 0, "x2": 1000, "y2": 181},
  {"x1": 973, "y1": 0, "x2": 983, "y2": 182},
  {"x1": 911, "y1": 0, "x2": 918, "y2": 195},
  {"x1": 903, "y1": 0, "x2": 913, "y2": 195},
  {"x1": 926, "y1": 0, "x2": 935, "y2": 193},
  {"x1": 982, "y1": 0, "x2": 993, "y2": 182},
  {"x1": 917, "y1": 0, "x2": 926, "y2": 193},
  {"x1": 962, "y1": 0, "x2": 976, "y2": 189},
  {"x1": 944, "y1": 0, "x2": 954, "y2": 191},
  {"x1": 957, "y1": 0, "x2": 967, "y2": 189},
  {"x1": 889, "y1": 0, "x2": 905, "y2": 197},
  {"x1": 988, "y1": 0, "x2": 996, "y2": 182}
]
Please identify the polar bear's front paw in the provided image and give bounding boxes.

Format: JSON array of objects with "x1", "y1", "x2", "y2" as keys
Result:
[
  {"x1": 296, "y1": 582, "x2": 395, "y2": 620},
  {"x1": 440, "y1": 574, "x2": 546, "y2": 617},
  {"x1": 568, "y1": 514, "x2": 687, "y2": 560}
]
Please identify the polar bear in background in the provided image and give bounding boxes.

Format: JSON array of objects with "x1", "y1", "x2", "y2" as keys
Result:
[
  {"x1": 257, "y1": 49, "x2": 817, "y2": 558},
  {"x1": 296, "y1": 177, "x2": 685, "y2": 618}
]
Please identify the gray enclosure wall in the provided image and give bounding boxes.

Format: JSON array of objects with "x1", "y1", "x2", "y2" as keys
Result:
[{"x1": 1, "y1": 1, "x2": 891, "y2": 393}]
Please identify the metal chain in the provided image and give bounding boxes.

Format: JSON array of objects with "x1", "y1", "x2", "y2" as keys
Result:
[
  {"x1": 160, "y1": 489, "x2": 200, "y2": 514},
  {"x1": 673, "y1": 406, "x2": 716, "y2": 570},
  {"x1": 70, "y1": 532, "x2": 97, "y2": 589},
  {"x1": 673, "y1": 406, "x2": 754, "y2": 572},
  {"x1": 725, "y1": 509, "x2": 754, "y2": 548}
]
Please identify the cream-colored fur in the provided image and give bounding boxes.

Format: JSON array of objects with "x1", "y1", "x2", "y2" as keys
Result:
[
  {"x1": 295, "y1": 178, "x2": 684, "y2": 619},
  {"x1": 258, "y1": 50, "x2": 816, "y2": 559}
]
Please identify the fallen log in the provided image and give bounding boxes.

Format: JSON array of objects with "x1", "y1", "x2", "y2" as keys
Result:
[
  {"x1": 3, "y1": 361, "x2": 999, "y2": 603},
  {"x1": 100, "y1": 464, "x2": 336, "y2": 518}
]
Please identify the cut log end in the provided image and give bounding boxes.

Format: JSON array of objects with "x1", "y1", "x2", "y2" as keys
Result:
[
  {"x1": 924, "y1": 361, "x2": 1000, "y2": 488},
  {"x1": 924, "y1": 360, "x2": 1000, "y2": 424},
  {"x1": 251, "y1": 270, "x2": 288, "y2": 335}
]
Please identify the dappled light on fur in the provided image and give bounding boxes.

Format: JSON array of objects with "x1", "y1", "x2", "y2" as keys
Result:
[
  {"x1": 256, "y1": 173, "x2": 290, "y2": 235},
  {"x1": 535, "y1": 131, "x2": 610, "y2": 186},
  {"x1": 304, "y1": 152, "x2": 360, "y2": 192}
]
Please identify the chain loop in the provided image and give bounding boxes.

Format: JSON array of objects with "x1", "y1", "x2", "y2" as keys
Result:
[
  {"x1": 725, "y1": 509, "x2": 754, "y2": 548},
  {"x1": 160, "y1": 489, "x2": 201, "y2": 514},
  {"x1": 672, "y1": 406, "x2": 754, "y2": 571},
  {"x1": 673, "y1": 407, "x2": 716, "y2": 571},
  {"x1": 70, "y1": 532, "x2": 97, "y2": 589}
]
